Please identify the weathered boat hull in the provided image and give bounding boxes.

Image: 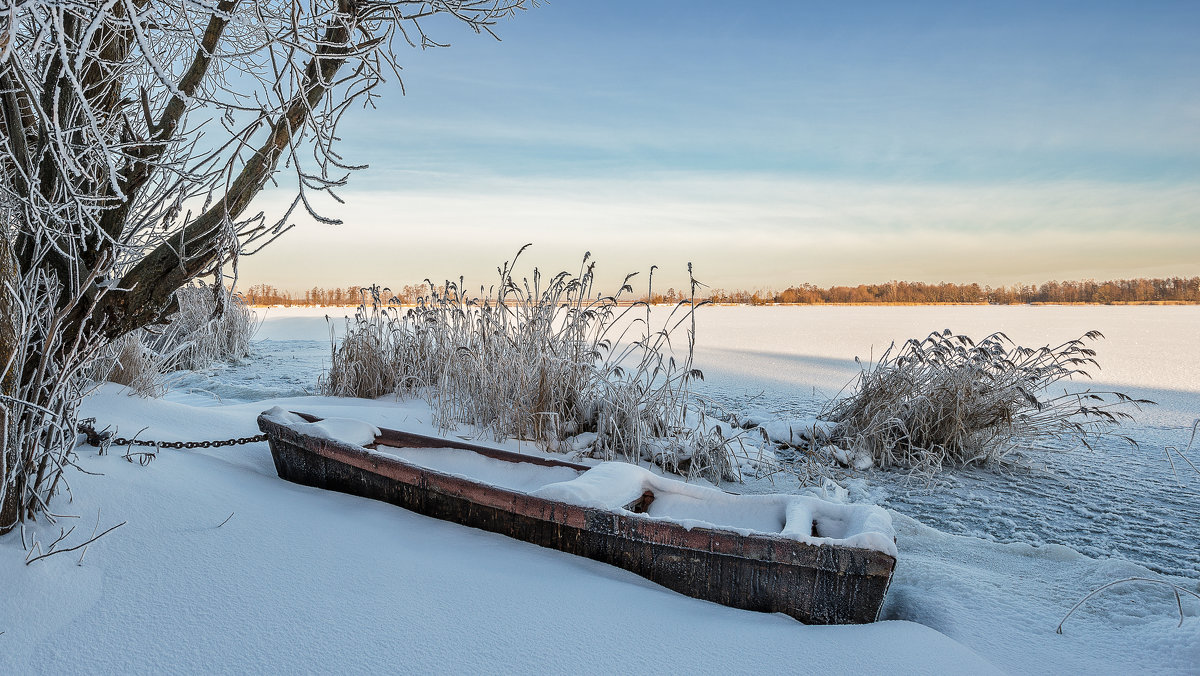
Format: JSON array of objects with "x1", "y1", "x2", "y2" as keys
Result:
[{"x1": 258, "y1": 413, "x2": 895, "y2": 624}]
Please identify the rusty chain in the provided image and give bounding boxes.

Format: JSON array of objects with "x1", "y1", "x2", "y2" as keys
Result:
[{"x1": 78, "y1": 418, "x2": 267, "y2": 450}]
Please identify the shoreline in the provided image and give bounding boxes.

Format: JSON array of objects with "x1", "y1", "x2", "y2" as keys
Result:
[{"x1": 246, "y1": 300, "x2": 1200, "y2": 309}]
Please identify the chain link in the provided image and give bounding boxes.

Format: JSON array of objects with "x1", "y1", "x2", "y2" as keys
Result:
[{"x1": 78, "y1": 418, "x2": 266, "y2": 450}]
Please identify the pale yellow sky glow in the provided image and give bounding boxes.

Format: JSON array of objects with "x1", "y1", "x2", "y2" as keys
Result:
[{"x1": 238, "y1": 174, "x2": 1200, "y2": 294}]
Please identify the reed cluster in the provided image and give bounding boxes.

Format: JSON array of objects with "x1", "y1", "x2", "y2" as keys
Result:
[
  {"x1": 822, "y1": 330, "x2": 1151, "y2": 471},
  {"x1": 88, "y1": 284, "x2": 258, "y2": 396},
  {"x1": 321, "y1": 251, "x2": 750, "y2": 482}
]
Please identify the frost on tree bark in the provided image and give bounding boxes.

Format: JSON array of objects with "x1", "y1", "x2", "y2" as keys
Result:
[
  {"x1": 0, "y1": 0, "x2": 529, "y2": 535},
  {"x1": 1, "y1": 230, "x2": 17, "y2": 529}
]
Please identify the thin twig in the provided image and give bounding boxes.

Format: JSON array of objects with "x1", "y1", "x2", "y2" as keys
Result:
[
  {"x1": 78, "y1": 508, "x2": 103, "y2": 565},
  {"x1": 25, "y1": 522, "x2": 127, "y2": 566},
  {"x1": 1057, "y1": 577, "x2": 1200, "y2": 633}
]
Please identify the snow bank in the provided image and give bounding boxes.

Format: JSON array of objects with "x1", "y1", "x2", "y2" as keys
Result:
[
  {"x1": 262, "y1": 405, "x2": 380, "y2": 446},
  {"x1": 881, "y1": 511, "x2": 1200, "y2": 675},
  {"x1": 532, "y1": 462, "x2": 897, "y2": 556},
  {"x1": 753, "y1": 416, "x2": 838, "y2": 446}
]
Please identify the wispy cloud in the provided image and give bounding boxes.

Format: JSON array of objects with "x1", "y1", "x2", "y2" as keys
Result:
[{"x1": 242, "y1": 173, "x2": 1200, "y2": 292}]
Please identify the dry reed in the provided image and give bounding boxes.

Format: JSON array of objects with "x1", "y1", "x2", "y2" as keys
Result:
[
  {"x1": 320, "y1": 250, "x2": 754, "y2": 482},
  {"x1": 87, "y1": 283, "x2": 258, "y2": 396},
  {"x1": 822, "y1": 329, "x2": 1152, "y2": 471}
]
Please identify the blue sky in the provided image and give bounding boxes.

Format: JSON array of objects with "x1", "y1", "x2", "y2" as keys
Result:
[{"x1": 242, "y1": 0, "x2": 1200, "y2": 293}]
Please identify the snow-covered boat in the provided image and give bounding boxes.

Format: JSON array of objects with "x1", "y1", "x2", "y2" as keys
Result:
[{"x1": 257, "y1": 409, "x2": 897, "y2": 624}]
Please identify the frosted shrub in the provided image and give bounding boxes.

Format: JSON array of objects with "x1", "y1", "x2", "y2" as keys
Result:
[
  {"x1": 321, "y1": 251, "x2": 752, "y2": 482},
  {"x1": 149, "y1": 284, "x2": 258, "y2": 371},
  {"x1": 822, "y1": 330, "x2": 1151, "y2": 471},
  {"x1": 88, "y1": 284, "x2": 257, "y2": 396},
  {"x1": 95, "y1": 334, "x2": 170, "y2": 398}
]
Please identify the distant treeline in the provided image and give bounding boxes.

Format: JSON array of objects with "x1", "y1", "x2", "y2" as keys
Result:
[
  {"x1": 705, "y1": 277, "x2": 1200, "y2": 305},
  {"x1": 243, "y1": 277, "x2": 1200, "y2": 307},
  {"x1": 244, "y1": 283, "x2": 486, "y2": 306},
  {"x1": 244, "y1": 284, "x2": 372, "y2": 306}
]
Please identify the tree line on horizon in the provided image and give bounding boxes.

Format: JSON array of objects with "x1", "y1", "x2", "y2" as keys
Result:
[
  {"x1": 707, "y1": 277, "x2": 1200, "y2": 305},
  {"x1": 241, "y1": 276, "x2": 1200, "y2": 307}
]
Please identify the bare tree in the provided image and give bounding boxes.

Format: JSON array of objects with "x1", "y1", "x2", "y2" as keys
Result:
[{"x1": 0, "y1": 0, "x2": 532, "y2": 534}]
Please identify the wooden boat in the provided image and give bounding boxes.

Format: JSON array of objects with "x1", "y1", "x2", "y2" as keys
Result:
[{"x1": 257, "y1": 410, "x2": 896, "y2": 624}]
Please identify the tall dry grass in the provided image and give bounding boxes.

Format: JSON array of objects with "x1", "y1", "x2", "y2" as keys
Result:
[
  {"x1": 88, "y1": 283, "x2": 258, "y2": 396},
  {"x1": 321, "y1": 250, "x2": 754, "y2": 482},
  {"x1": 822, "y1": 329, "x2": 1152, "y2": 471}
]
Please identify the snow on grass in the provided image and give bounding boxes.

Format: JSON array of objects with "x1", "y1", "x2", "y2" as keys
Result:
[{"x1": 749, "y1": 416, "x2": 837, "y2": 447}]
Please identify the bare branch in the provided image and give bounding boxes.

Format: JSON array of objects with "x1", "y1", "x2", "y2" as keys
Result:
[
  {"x1": 24, "y1": 520, "x2": 126, "y2": 565},
  {"x1": 1, "y1": 0, "x2": 535, "y2": 534}
]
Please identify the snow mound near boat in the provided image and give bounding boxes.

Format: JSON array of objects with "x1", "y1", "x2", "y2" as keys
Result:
[
  {"x1": 749, "y1": 415, "x2": 838, "y2": 446},
  {"x1": 532, "y1": 462, "x2": 897, "y2": 557},
  {"x1": 262, "y1": 406, "x2": 380, "y2": 447}
]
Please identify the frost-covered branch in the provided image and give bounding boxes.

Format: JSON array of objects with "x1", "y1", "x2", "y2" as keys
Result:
[{"x1": 0, "y1": 0, "x2": 534, "y2": 534}]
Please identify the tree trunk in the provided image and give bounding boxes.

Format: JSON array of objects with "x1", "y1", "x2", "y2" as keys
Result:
[
  {"x1": 1, "y1": 228, "x2": 17, "y2": 533},
  {"x1": 0, "y1": 0, "x2": 523, "y2": 536}
]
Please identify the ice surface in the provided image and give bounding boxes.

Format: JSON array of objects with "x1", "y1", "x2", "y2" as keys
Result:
[{"x1": 685, "y1": 305, "x2": 1200, "y2": 579}]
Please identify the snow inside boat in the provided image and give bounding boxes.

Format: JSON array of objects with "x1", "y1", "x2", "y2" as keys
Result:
[{"x1": 257, "y1": 408, "x2": 897, "y2": 624}]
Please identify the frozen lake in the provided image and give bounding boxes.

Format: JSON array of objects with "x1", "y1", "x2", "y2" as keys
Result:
[
  {"x1": 195, "y1": 304, "x2": 1200, "y2": 578},
  {"x1": 683, "y1": 305, "x2": 1200, "y2": 579}
]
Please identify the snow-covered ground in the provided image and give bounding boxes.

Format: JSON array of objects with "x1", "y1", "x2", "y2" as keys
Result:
[{"x1": 3, "y1": 305, "x2": 1198, "y2": 674}]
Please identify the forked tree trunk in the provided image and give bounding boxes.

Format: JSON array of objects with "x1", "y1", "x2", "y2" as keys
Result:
[{"x1": 0, "y1": 0, "x2": 526, "y2": 536}]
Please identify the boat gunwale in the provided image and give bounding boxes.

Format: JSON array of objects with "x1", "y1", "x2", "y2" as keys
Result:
[
  {"x1": 258, "y1": 412, "x2": 896, "y2": 575},
  {"x1": 291, "y1": 411, "x2": 595, "y2": 473}
]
